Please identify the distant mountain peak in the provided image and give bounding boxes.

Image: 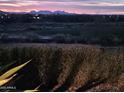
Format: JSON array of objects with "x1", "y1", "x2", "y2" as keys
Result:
[
  {"x1": 0, "y1": 10, "x2": 75, "y2": 15},
  {"x1": 29, "y1": 10, "x2": 73, "y2": 15},
  {"x1": 53, "y1": 10, "x2": 69, "y2": 14},
  {"x1": 30, "y1": 10, "x2": 52, "y2": 14}
]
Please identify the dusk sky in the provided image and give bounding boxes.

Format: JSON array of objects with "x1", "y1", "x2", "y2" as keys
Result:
[{"x1": 0, "y1": 0, "x2": 124, "y2": 14}]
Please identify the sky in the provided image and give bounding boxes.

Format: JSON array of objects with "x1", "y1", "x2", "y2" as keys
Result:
[{"x1": 0, "y1": 0, "x2": 124, "y2": 14}]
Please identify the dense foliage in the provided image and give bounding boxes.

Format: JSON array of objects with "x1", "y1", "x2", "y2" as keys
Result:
[{"x1": 0, "y1": 14, "x2": 124, "y2": 23}]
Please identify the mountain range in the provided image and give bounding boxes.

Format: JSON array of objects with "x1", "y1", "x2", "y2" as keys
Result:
[{"x1": 0, "y1": 10, "x2": 74, "y2": 15}]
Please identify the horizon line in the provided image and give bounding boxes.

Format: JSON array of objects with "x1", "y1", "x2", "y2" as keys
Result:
[{"x1": 1, "y1": 10, "x2": 124, "y2": 15}]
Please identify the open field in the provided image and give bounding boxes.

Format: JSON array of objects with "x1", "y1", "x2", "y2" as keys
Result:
[
  {"x1": 0, "y1": 22, "x2": 124, "y2": 46},
  {"x1": 0, "y1": 14, "x2": 124, "y2": 45},
  {"x1": 0, "y1": 44, "x2": 124, "y2": 92}
]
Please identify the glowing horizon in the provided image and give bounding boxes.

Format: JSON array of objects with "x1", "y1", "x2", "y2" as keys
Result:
[{"x1": 0, "y1": 0, "x2": 124, "y2": 14}]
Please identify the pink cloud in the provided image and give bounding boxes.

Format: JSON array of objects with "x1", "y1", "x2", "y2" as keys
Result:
[{"x1": 0, "y1": 0, "x2": 124, "y2": 14}]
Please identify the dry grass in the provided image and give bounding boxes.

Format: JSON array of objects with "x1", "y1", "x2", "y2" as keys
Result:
[{"x1": 0, "y1": 44, "x2": 124, "y2": 92}]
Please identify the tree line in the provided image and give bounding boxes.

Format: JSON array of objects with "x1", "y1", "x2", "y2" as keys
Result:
[{"x1": 0, "y1": 14, "x2": 124, "y2": 23}]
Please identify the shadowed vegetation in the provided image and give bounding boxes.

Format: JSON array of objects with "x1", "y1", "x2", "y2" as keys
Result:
[{"x1": 0, "y1": 44, "x2": 124, "y2": 91}]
